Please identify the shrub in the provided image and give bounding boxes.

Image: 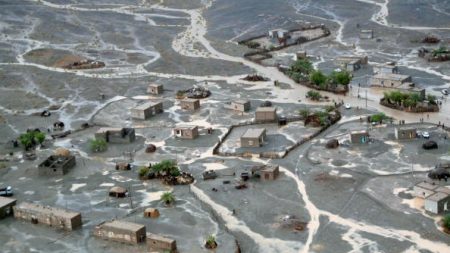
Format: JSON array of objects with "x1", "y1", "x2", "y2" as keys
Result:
[
  {"x1": 160, "y1": 192, "x2": 175, "y2": 205},
  {"x1": 138, "y1": 166, "x2": 150, "y2": 177},
  {"x1": 309, "y1": 70, "x2": 327, "y2": 86},
  {"x1": 306, "y1": 90, "x2": 322, "y2": 101},
  {"x1": 290, "y1": 59, "x2": 313, "y2": 75},
  {"x1": 152, "y1": 160, "x2": 180, "y2": 176},
  {"x1": 370, "y1": 113, "x2": 388, "y2": 123},
  {"x1": 329, "y1": 70, "x2": 352, "y2": 86},
  {"x1": 299, "y1": 109, "x2": 310, "y2": 119},
  {"x1": 90, "y1": 139, "x2": 107, "y2": 152},
  {"x1": 443, "y1": 214, "x2": 450, "y2": 230},
  {"x1": 19, "y1": 130, "x2": 46, "y2": 150}
]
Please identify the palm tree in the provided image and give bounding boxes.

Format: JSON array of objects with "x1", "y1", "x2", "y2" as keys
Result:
[{"x1": 160, "y1": 192, "x2": 175, "y2": 206}]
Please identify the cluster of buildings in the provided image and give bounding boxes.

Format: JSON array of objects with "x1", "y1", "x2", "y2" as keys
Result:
[{"x1": 414, "y1": 182, "x2": 450, "y2": 214}]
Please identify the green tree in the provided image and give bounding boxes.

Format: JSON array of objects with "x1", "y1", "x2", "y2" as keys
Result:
[
  {"x1": 299, "y1": 109, "x2": 310, "y2": 119},
  {"x1": 138, "y1": 166, "x2": 150, "y2": 177},
  {"x1": 160, "y1": 192, "x2": 175, "y2": 206},
  {"x1": 152, "y1": 160, "x2": 180, "y2": 176},
  {"x1": 205, "y1": 235, "x2": 218, "y2": 249},
  {"x1": 427, "y1": 94, "x2": 437, "y2": 104},
  {"x1": 329, "y1": 70, "x2": 352, "y2": 86},
  {"x1": 370, "y1": 113, "x2": 388, "y2": 123},
  {"x1": 290, "y1": 59, "x2": 313, "y2": 75},
  {"x1": 90, "y1": 139, "x2": 107, "y2": 152},
  {"x1": 18, "y1": 130, "x2": 46, "y2": 150},
  {"x1": 309, "y1": 70, "x2": 327, "y2": 86}
]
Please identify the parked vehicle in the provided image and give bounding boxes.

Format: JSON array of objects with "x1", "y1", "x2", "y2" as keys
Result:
[
  {"x1": 345, "y1": 103, "x2": 351, "y2": 109},
  {"x1": 0, "y1": 186, "x2": 13, "y2": 196},
  {"x1": 442, "y1": 89, "x2": 448, "y2": 95},
  {"x1": 422, "y1": 131, "x2": 430, "y2": 138}
]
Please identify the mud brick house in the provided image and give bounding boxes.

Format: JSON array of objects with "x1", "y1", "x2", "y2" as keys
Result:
[
  {"x1": 349, "y1": 130, "x2": 369, "y2": 144},
  {"x1": 94, "y1": 220, "x2": 146, "y2": 244},
  {"x1": 336, "y1": 55, "x2": 368, "y2": 72},
  {"x1": 424, "y1": 191, "x2": 450, "y2": 214},
  {"x1": 255, "y1": 107, "x2": 277, "y2": 123},
  {"x1": 180, "y1": 98, "x2": 200, "y2": 110},
  {"x1": 131, "y1": 101, "x2": 163, "y2": 120},
  {"x1": 359, "y1": 29, "x2": 373, "y2": 39},
  {"x1": 13, "y1": 202, "x2": 82, "y2": 231},
  {"x1": 147, "y1": 233, "x2": 177, "y2": 253},
  {"x1": 173, "y1": 125, "x2": 199, "y2": 139},
  {"x1": 268, "y1": 28, "x2": 289, "y2": 39},
  {"x1": 38, "y1": 155, "x2": 76, "y2": 176},
  {"x1": 0, "y1": 196, "x2": 16, "y2": 219},
  {"x1": 240, "y1": 128, "x2": 266, "y2": 148},
  {"x1": 414, "y1": 182, "x2": 439, "y2": 198},
  {"x1": 144, "y1": 208, "x2": 160, "y2": 218},
  {"x1": 230, "y1": 100, "x2": 251, "y2": 112},
  {"x1": 373, "y1": 62, "x2": 399, "y2": 74},
  {"x1": 395, "y1": 127, "x2": 417, "y2": 140},
  {"x1": 260, "y1": 164, "x2": 280, "y2": 181},
  {"x1": 95, "y1": 128, "x2": 136, "y2": 144},
  {"x1": 147, "y1": 84, "x2": 163, "y2": 95},
  {"x1": 109, "y1": 186, "x2": 128, "y2": 198}
]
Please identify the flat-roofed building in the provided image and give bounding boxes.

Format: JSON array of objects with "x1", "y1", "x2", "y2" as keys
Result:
[
  {"x1": 94, "y1": 220, "x2": 146, "y2": 244},
  {"x1": 360, "y1": 29, "x2": 373, "y2": 39},
  {"x1": 95, "y1": 128, "x2": 136, "y2": 144},
  {"x1": 260, "y1": 164, "x2": 280, "y2": 181},
  {"x1": 335, "y1": 55, "x2": 368, "y2": 71},
  {"x1": 13, "y1": 202, "x2": 82, "y2": 231},
  {"x1": 228, "y1": 100, "x2": 251, "y2": 112},
  {"x1": 395, "y1": 127, "x2": 417, "y2": 140},
  {"x1": 255, "y1": 107, "x2": 277, "y2": 123},
  {"x1": 240, "y1": 128, "x2": 266, "y2": 147},
  {"x1": 349, "y1": 130, "x2": 369, "y2": 144},
  {"x1": 413, "y1": 182, "x2": 439, "y2": 198},
  {"x1": 147, "y1": 233, "x2": 177, "y2": 253},
  {"x1": 131, "y1": 101, "x2": 163, "y2": 120},
  {"x1": 147, "y1": 84, "x2": 163, "y2": 95},
  {"x1": 424, "y1": 192, "x2": 450, "y2": 214},
  {"x1": 370, "y1": 73, "x2": 412, "y2": 88},
  {"x1": 374, "y1": 62, "x2": 399, "y2": 74},
  {"x1": 180, "y1": 98, "x2": 200, "y2": 110},
  {"x1": 38, "y1": 155, "x2": 76, "y2": 176},
  {"x1": 0, "y1": 197, "x2": 16, "y2": 219},
  {"x1": 173, "y1": 125, "x2": 199, "y2": 139}
]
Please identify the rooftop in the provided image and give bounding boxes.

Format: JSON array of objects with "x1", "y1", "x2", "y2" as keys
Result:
[
  {"x1": 181, "y1": 98, "x2": 199, "y2": 103},
  {"x1": 416, "y1": 182, "x2": 439, "y2": 191},
  {"x1": 242, "y1": 128, "x2": 266, "y2": 138},
  {"x1": 426, "y1": 192, "x2": 450, "y2": 202},
  {"x1": 149, "y1": 83, "x2": 162, "y2": 87},
  {"x1": 261, "y1": 164, "x2": 279, "y2": 172},
  {"x1": 256, "y1": 107, "x2": 276, "y2": 112},
  {"x1": 435, "y1": 186, "x2": 450, "y2": 195},
  {"x1": 0, "y1": 196, "x2": 16, "y2": 207},
  {"x1": 147, "y1": 233, "x2": 175, "y2": 243},
  {"x1": 101, "y1": 220, "x2": 145, "y2": 232},
  {"x1": 96, "y1": 127, "x2": 123, "y2": 133},
  {"x1": 233, "y1": 100, "x2": 249, "y2": 105},
  {"x1": 14, "y1": 202, "x2": 80, "y2": 219},
  {"x1": 133, "y1": 101, "x2": 162, "y2": 110},
  {"x1": 350, "y1": 130, "x2": 368, "y2": 135},
  {"x1": 396, "y1": 127, "x2": 416, "y2": 132},
  {"x1": 175, "y1": 125, "x2": 198, "y2": 130},
  {"x1": 373, "y1": 73, "x2": 411, "y2": 81}
]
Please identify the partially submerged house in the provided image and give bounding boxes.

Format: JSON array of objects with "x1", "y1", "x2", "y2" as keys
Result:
[
  {"x1": 147, "y1": 233, "x2": 177, "y2": 253},
  {"x1": 373, "y1": 62, "x2": 399, "y2": 74},
  {"x1": 295, "y1": 51, "x2": 307, "y2": 61},
  {"x1": 0, "y1": 196, "x2": 16, "y2": 219},
  {"x1": 109, "y1": 186, "x2": 128, "y2": 198},
  {"x1": 395, "y1": 127, "x2": 417, "y2": 140},
  {"x1": 359, "y1": 29, "x2": 373, "y2": 39},
  {"x1": 144, "y1": 208, "x2": 160, "y2": 218},
  {"x1": 370, "y1": 73, "x2": 425, "y2": 99},
  {"x1": 228, "y1": 100, "x2": 251, "y2": 112},
  {"x1": 240, "y1": 128, "x2": 266, "y2": 148},
  {"x1": 260, "y1": 164, "x2": 280, "y2": 181},
  {"x1": 335, "y1": 55, "x2": 368, "y2": 71},
  {"x1": 424, "y1": 192, "x2": 450, "y2": 214},
  {"x1": 349, "y1": 130, "x2": 369, "y2": 144},
  {"x1": 131, "y1": 101, "x2": 163, "y2": 120},
  {"x1": 173, "y1": 125, "x2": 199, "y2": 139},
  {"x1": 95, "y1": 128, "x2": 136, "y2": 144},
  {"x1": 94, "y1": 220, "x2": 146, "y2": 244},
  {"x1": 147, "y1": 83, "x2": 163, "y2": 95},
  {"x1": 268, "y1": 28, "x2": 289, "y2": 39},
  {"x1": 13, "y1": 202, "x2": 82, "y2": 231},
  {"x1": 180, "y1": 98, "x2": 200, "y2": 110},
  {"x1": 255, "y1": 107, "x2": 277, "y2": 123},
  {"x1": 38, "y1": 155, "x2": 76, "y2": 176}
]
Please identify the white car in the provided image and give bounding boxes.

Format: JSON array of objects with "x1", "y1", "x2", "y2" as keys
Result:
[
  {"x1": 442, "y1": 89, "x2": 448, "y2": 95},
  {"x1": 344, "y1": 103, "x2": 351, "y2": 109},
  {"x1": 422, "y1": 131, "x2": 430, "y2": 138}
]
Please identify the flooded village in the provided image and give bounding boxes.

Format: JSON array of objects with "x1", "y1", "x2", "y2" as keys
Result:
[{"x1": 0, "y1": 0, "x2": 450, "y2": 253}]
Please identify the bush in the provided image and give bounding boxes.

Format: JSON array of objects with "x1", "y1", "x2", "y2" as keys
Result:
[
  {"x1": 427, "y1": 94, "x2": 437, "y2": 104},
  {"x1": 324, "y1": 105, "x2": 335, "y2": 112},
  {"x1": 299, "y1": 109, "x2": 310, "y2": 119},
  {"x1": 306, "y1": 90, "x2": 322, "y2": 101},
  {"x1": 443, "y1": 214, "x2": 450, "y2": 230},
  {"x1": 90, "y1": 139, "x2": 107, "y2": 152},
  {"x1": 152, "y1": 160, "x2": 180, "y2": 176},
  {"x1": 290, "y1": 59, "x2": 313, "y2": 75},
  {"x1": 19, "y1": 130, "x2": 46, "y2": 150},
  {"x1": 370, "y1": 113, "x2": 388, "y2": 123},
  {"x1": 138, "y1": 166, "x2": 150, "y2": 177},
  {"x1": 161, "y1": 192, "x2": 175, "y2": 205},
  {"x1": 309, "y1": 70, "x2": 327, "y2": 86},
  {"x1": 329, "y1": 70, "x2": 351, "y2": 86}
]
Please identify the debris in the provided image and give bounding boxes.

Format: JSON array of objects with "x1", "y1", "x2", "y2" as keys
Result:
[
  {"x1": 423, "y1": 141, "x2": 438, "y2": 150},
  {"x1": 326, "y1": 139, "x2": 339, "y2": 149}
]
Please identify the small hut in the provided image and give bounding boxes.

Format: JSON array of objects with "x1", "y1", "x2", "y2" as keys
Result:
[
  {"x1": 109, "y1": 186, "x2": 128, "y2": 198},
  {"x1": 54, "y1": 147, "x2": 71, "y2": 157},
  {"x1": 144, "y1": 208, "x2": 160, "y2": 218}
]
